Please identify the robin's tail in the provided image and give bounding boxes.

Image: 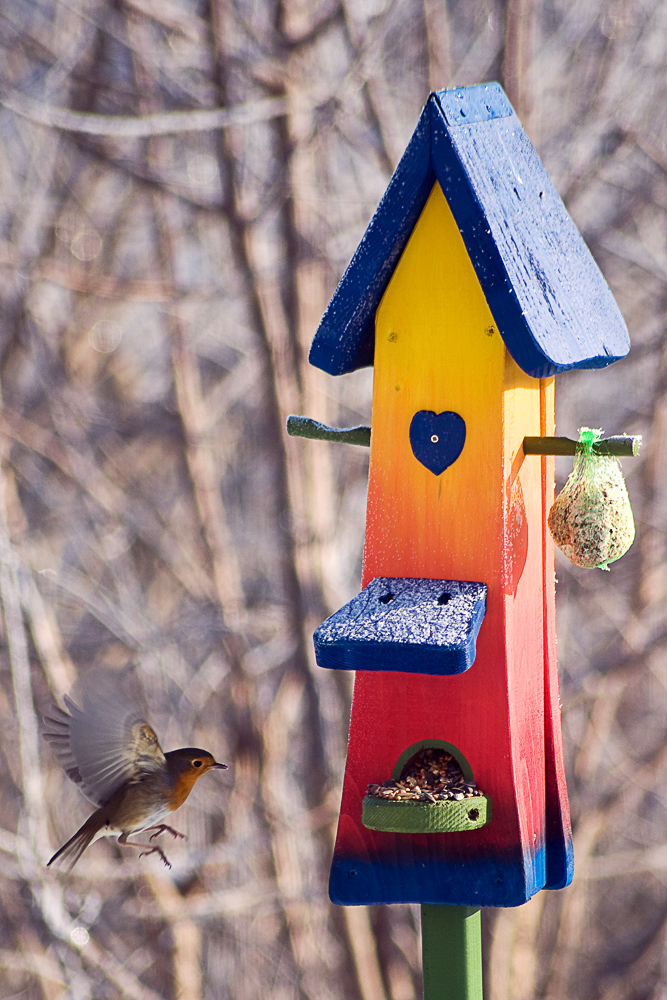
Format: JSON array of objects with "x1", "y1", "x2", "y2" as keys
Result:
[{"x1": 48, "y1": 812, "x2": 105, "y2": 870}]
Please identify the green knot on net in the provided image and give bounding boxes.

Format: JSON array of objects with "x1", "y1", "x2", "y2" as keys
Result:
[{"x1": 576, "y1": 427, "x2": 603, "y2": 455}]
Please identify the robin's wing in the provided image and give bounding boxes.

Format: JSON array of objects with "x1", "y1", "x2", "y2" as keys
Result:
[{"x1": 43, "y1": 681, "x2": 167, "y2": 806}]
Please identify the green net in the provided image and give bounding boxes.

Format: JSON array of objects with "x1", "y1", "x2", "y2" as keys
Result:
[{"x1": 547, "y1": 427, "x2": 635, "y2": 571}]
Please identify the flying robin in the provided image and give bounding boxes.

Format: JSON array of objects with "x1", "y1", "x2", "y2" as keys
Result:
[{"x1": 43, "y1": 677, "x2": 227, "y2": 870}]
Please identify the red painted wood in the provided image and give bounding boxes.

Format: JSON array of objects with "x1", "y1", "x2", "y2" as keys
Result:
[{"x1": 325, "y1": 183, "x2": 570, "y2": 906}]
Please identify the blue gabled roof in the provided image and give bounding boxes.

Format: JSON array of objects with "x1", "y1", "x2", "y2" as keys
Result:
[{"x1": 309, "y1": 83, "x2": 630, "y2": 379}]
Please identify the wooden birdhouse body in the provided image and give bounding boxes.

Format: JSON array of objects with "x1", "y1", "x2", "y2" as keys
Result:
[
  {"x1": 309, "y1": 84, "x2": 629, "y2": 908},
  {"x1": 327, "y1": 185, "x2": 561, "y2": 907}
]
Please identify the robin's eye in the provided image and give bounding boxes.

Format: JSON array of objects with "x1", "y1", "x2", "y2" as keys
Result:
[{"x1": 193, "y1": 760, "x2": 203, "y2": 768}]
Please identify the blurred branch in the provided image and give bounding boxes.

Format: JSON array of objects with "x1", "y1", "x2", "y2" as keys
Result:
[
  {"x1": 423, "y1": 0, "x2": 452, "y2": 90},
  {"x1": 0, "y1": 464, "x2": 46, "y2": 858},
  {"x1": 503, "y1": 0, "x2": 533, "y2": 125},
  {"x1": 343, "y1": 906, "x2": 390, "y2": 1000},
  {"x1": 339, "y1": 0, "x2": 398, "y2": 173},
  {"x1": 79, "y1": 937, "x2": 169, "y2": 1000},
  {"x1": 1, "y1": 90, "x2": 289, "y2": 136},
  {"x1": 147, "y1": 874, "x2": 203, "y2": 1000},
  {"x1": 22, "y1": 572, "x2": 77, "y2": 693},
  {"x1": 209, "y1": 0, "x2": 327, "y2": 782},
  {"x1": 0, "y1": 948, "x2": 65, "y2": 989},
  {"x1": 1, "y1": 410, "x2": 216, "y2": 602},
  {"x1": 124, "y1": 0, "x2": 207, "y2": 41},
  {"x1": 168, "y1": 293, "x2": 247, "y2": 626}
]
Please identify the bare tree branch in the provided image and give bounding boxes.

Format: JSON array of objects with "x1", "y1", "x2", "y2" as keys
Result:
[{"x1": 1, "y1": 90, "x2": 289, "y2": 136}]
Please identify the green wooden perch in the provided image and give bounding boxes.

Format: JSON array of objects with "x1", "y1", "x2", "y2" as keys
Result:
[
  {"x1": 286, "y1": 414, "x2": 371, "y2": 447},
  {"x1": 287, "y1": 415, "x2": 640, "y2": 459},
  {"x1": 522, "y1": 435, "x2": 641, "y2": 457}
]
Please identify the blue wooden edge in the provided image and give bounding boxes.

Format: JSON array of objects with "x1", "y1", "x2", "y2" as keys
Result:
[
  {"x1": 329, "y1": 829, "x2": 573, "y2": 907},
  {"x1": 314, "y1": 578, "x2": 487, "y2": 676},
  {"x1": 330, "y1": 841, "x2": 548, "y2": 907},
  {"x1": 309, "y1": 82, "x2": 630, "y2": 380}
]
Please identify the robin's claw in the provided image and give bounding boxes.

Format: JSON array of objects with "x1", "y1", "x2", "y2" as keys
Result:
[
  {"x1": 138, "y1": 845, "x2": 172, "y2": 868},
  {"x1": 147, "y1": 824, "x2": 186, "y2": 842}
]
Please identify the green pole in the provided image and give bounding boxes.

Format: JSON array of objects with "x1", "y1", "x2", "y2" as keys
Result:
[{"x1": 421, "y1": 905, "x2": 483, "y2": 1000}]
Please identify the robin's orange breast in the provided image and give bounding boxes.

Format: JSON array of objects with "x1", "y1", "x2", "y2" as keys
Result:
[{"x1": 165, "y1": 769, "x2": 203, "y2": 811}]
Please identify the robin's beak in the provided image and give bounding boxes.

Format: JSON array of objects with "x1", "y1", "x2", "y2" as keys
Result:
[{"x1": 212, "y1": 761, "x2": 228, "y2": 769}]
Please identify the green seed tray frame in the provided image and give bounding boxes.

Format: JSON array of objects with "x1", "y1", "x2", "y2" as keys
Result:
[{"x1": 361, "y1": 793, "x2": 491, "y2": 834}]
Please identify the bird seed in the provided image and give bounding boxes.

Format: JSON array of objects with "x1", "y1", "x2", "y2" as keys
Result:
[{"x1": 366, "y1": 748, "x2": 485, "y2": 803}]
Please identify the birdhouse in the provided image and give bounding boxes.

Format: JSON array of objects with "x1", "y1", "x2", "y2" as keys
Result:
[{"x1": 305, "y1": 83, "x2": 630, "y2": 908}]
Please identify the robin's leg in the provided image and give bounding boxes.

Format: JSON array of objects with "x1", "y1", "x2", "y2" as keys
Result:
[
  {"x1": 118, "y1": 831, "x2": 172, "y2": 869},
  {"x1": 145, "y1": 824, "x2": 187, "y2": 842}
]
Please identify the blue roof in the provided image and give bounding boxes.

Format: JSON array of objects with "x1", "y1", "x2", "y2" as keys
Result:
[{"x1": 309, "y1": 83, "x2": 630, "y2": 379}]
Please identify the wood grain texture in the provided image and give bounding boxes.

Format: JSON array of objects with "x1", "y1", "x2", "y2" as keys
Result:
[
  {"x1": 362, "y1": 794, "x2": 490, "y2": 834},
  {"x1": 431, "y1": 92, "x2": 629, "y2": 377},
  {"x1": 326, "y1": 184, "x2": 565, "y2": 907},
  {"x1": 539, "y1": 377, "x2": 574, "y2": 889},
  {"x1": 421, "y1": 905, "x2": 483, "y2": 1000},
  {"x1": 309, "y1": 83, "x2": 629, "y2": 379}
]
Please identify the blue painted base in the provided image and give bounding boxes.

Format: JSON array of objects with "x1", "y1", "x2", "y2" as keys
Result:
[
  {"x1": 329, "y1": 835, "x2": 572, "y2": 907},
  {"x1": 544, "y1": 831, "x2": 574, "y2": 890}
]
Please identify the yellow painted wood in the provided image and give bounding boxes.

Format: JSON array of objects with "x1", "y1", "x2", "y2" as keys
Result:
[
  {"x1": 359, "y1": 179, "x2": 548, "y2": 866},
  {"x1": 367, "y1": 182, "x2": 507, "y2": 585},
  {"x1": 366, "y1": 181, "x2": 547, "y2": 589}
]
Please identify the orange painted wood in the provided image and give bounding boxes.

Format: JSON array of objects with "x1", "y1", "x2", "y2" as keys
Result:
[{"x1": 329, "y1": 184, "x2": 557, "y2": 905}]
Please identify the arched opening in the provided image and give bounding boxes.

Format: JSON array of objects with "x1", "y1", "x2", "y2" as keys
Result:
[
  {"x1": 391, "y1": 739, "x2": 475, "y2": 783},
  {"x1": 362, "y1": 738, "x2": 491, "y2": 834}
]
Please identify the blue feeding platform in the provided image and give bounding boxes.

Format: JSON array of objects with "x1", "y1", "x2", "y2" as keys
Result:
[{"x1": 314, "y1": 578, "x2": 487, "y2": 675}]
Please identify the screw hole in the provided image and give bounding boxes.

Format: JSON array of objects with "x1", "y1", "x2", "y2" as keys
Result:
[
  {"x1": 468, "y1": 808, "x2": 479, "y2": 821},
  {"x1": 539, "y1": 191, "x2": 545, "y2": 199},
  {"x1": 437, "y1": 593, "x2": 451, "y2": 606},
  {"x1": 379, "y1": 593, "x2": 394, "y2": 604}
]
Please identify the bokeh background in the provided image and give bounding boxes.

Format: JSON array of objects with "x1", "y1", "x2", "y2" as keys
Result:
[{"x1": 0, "y1": 1, "x2": 664, "y2": 998}]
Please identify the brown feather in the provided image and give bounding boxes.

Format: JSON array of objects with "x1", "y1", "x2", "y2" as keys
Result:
[{"x1": 47, "y1": 809, "x2": 107, "y2": 870}]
